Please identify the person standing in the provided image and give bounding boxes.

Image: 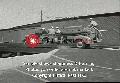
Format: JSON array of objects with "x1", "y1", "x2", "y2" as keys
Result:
[
  {"x1": 55, "y1": 27, "x2": 62, "y2": 43},
  {"x1": 41, "y1": 28, "x2": 48, "y2": 34},
  {"x1": 48, "y1": 26, "x2": 55, "y2": 43},
  {"x1": 48, "y1": 26, "x2": 55, "y2": 35},
  {"x1": 55, "y1": 27, "x2": 61, "y2": 34},
  {"x1": 41, "y1": 28, "x2": 49, "y2": 44}
]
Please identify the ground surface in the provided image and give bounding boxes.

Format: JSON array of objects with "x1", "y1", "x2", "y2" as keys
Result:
[{"x1": 0, "y1": 46, "x2": 120, "y2": 82}]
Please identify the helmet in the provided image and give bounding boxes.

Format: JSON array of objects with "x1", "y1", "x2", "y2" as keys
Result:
[
  {"x1": 42, "y1": 28, "x2": 45, "y2": 30},
  {"x1": 90, "y1": 18, "x2": 93, "y2": 20},
  {"x1": 56, "y1": 27, "x2": 59, "y2": 29}
]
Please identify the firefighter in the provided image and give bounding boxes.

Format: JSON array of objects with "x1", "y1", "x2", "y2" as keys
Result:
[
  {"x1": 48, "y1": 26, "x2": 55, "y2": 43},
  {"x1": 41, "y1": 28, "x2": 49, "y2": 44},
  {"x1": 89, "y1": 18, "x2": 98, "y2": 28},
  {"x1": 55, "y1": 27, "x2": 61, "y2": 34},
  {"x1": 48, "y1": 26, "x2": 55, "y2": 35},
  {"x1": 55, "y1": 27, "x2": 62, "y2": 43},
  {"x1": 41, "y1": 28, "x2": 48, "y2": 34},
  {"x1": 89, "y1": 18, "x2": 98, "y2": 40}
]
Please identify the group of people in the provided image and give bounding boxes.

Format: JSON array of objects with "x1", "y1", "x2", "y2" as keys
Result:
[
  {"x1": 41, "y1": 26, "x2": 62, "y2": 44},
  {"x1": 41, "y1": 17, "x2": 98, "y2": 35},
  {"x1": 40, "y1": 18, "x2": 99, "y2": 44},
  {"x1": 41, "y1": 26, "x2": 61, "y2": 35}
]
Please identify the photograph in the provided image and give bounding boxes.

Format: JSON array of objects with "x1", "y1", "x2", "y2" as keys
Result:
[{"x1": 0, "y1": 0, "x2": 120, "y2": 82}]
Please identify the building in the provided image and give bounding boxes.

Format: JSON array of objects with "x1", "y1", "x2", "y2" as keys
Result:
[{"x1": 0, "y1": 12, "x2": 120, "y2": 46}]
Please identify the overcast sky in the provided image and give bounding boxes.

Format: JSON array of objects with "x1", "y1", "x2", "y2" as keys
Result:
[{"x1": 0, "y1": 0, "x2": 120, "y2": 29}]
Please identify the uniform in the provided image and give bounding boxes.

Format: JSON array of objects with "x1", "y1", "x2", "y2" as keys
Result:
[
  {"x1": 55, "y1": 29, "x2": 61, "y2": 34},
  {"x1": 55, "y1": 27, "x2": 62, "y2": 43},
  {"x1": 90, "y1": 20, "x2": 98, "y2": 27},
  {"x1": 89, "y1": 18, "x2": 98, "y2": 39},
  {"x1": 48, "y1": 28, "x2": 55, "y2": 35},
  {"x1": 48, "y1": 26, "x2": 55, "y2": 43}
]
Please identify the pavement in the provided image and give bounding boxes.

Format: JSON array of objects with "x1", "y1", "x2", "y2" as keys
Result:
[
  {"x1": 0, "y1": 69, "x2": 45, "y2": 83},
  {"x1": 0, "y1": 46, "x2": 120, "y2": 82}
]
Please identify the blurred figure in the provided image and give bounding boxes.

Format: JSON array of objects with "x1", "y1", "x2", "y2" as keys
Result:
[
  {"x1": 89, "y1": 18, "x2": 98, "y2": 28},
  {"x1": 41, "y1": 28, "x2": 48, "y2": 34},
  {"x1": 55, "y1": 27, "x2": 62, "y2": 43},
  {"x1": 48, "y1": 26, "x2": 55, "y2": 43},
  {"x1": 48, "y1": 26, "x2": 55, "y2": 35},
  {"x1": 55, "y1": 27, "x2": 61, "y2": 34},
  {"x1": 89, "y1": 18, "x2": 98, "y2": 39},
  {"x1": 11, "y1": 40, "x2": 14, "y2": 43},
  {"x1": 41, "y1": 28, "x2": 49, "y2": 44}
]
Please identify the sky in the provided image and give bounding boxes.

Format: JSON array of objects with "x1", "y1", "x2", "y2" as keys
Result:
[{"x1": 0, "y1": 0, "x2": 120, "y2": 29}]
